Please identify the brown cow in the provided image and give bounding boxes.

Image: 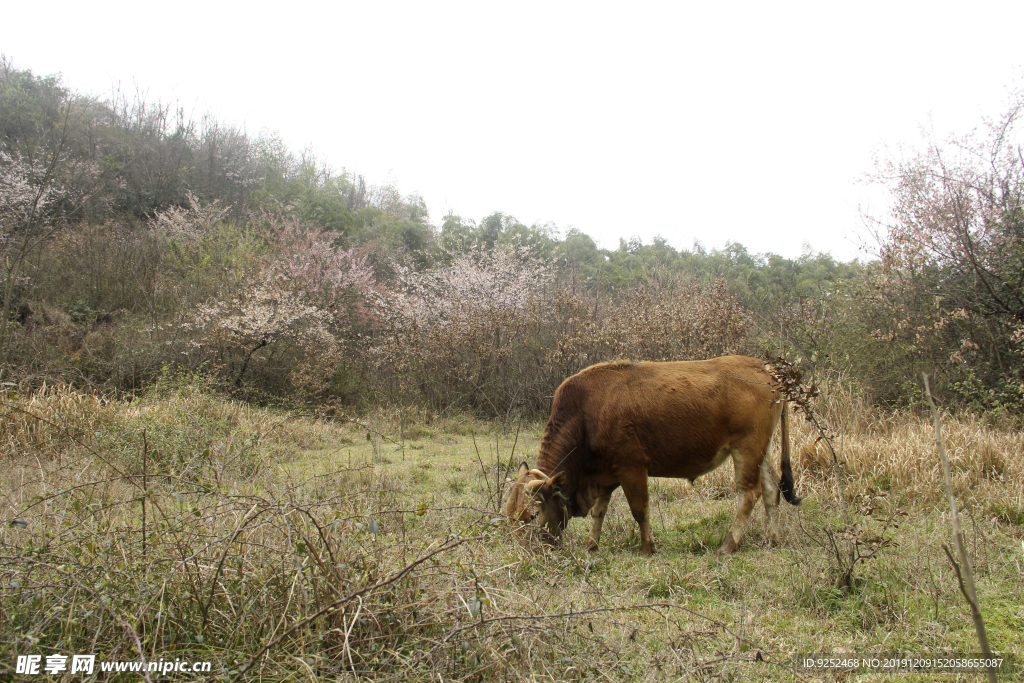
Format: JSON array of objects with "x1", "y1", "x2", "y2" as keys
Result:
[{"x1": 505, "y1": 356, "x2": 800, "y2": 555}]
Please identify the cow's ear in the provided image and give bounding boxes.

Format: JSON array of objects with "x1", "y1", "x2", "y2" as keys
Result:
[
  {"x1": 545, "y1": 471, "x2": 566, "y2": 492},
  {"x1": 517, "y1": 462, "x2": 529, "y2": 478}
]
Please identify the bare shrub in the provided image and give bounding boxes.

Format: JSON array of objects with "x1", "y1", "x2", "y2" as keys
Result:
[
  {"x1": 546, "y1": 274, "x2": 748, "y2": 379},
  {"x1": 368, "y1": 256, "x2": 749, "y2": 418}
]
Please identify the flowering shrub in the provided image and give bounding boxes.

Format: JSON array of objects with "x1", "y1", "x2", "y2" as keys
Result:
[
  {"x1": 194, "y1": 276, "x2": 340, "y2": 394},
  {"x1": 150, "y1": 191, "x2": 230, "y2": 243},
  {"x1": 0, "y1": 152, "x2": 58, "y2": 230},
  {"x1": 1, "y1": 151, "x2": 75, "y2": 349},
  {"x1": 865, "y1": 92, "x2": 1024, "y2": 409},
  {"x1": 263, "y1": 216, "x2": 374, "y2": 316},
  {"x1": 188, "y1": 214, "x2": 376, "y2": 397},
  {"x1": 369, "y1": 246, "x2": 553, "y2": 414}
]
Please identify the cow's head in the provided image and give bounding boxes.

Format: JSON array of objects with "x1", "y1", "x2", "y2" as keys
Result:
[{"x1": 505, "y1": 462, "x2": 569, "y2": 545}]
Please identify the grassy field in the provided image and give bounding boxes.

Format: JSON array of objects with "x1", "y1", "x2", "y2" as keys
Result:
[{"x1": 1, "y1": 380, "x2": 1022, "y2": 681}]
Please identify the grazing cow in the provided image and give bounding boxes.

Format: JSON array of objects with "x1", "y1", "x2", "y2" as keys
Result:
[{"x1": 505, "y1": 356, "x2": 800, "y2": 555}]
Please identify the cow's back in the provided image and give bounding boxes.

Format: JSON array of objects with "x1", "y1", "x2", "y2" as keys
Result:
[{"x1": 554, "y1": 356, "x2": 776, "y2": 480}]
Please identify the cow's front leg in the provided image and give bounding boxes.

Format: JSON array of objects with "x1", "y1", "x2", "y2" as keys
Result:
[
  {"x1": 619, "y1": 474, "x2": 655, "y2": 555},
  {"x1": 586, "y1": 488, "x2": 615, "y2": 551}
]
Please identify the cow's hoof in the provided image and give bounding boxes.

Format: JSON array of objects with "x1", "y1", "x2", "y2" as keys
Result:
[
  {"x1": 640, "y1": 544, "x2": 656, "y2": 556},
  {"x1": 717, "y1": 536, "x2": 739, "y2": 555},
  {"x1": 586, "y1": 541, "x2": 599, "y2": 552}
]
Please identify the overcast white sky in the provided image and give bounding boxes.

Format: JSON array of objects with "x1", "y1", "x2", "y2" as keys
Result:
[{"x1": 3, "y1": 1, "x2": 1023, "y2": 261}]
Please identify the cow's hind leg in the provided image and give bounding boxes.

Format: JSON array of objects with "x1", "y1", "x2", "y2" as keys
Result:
[
  {"x1": 719, "y1": 448, "x2": 762, "y2": 555},
  {"x1": 760, "y1": 459, "x2": 781, "y2": 545},
  {"x1": 720, "y1": 487, "x2": 760, "y2": 554},
  {"x1": 586, "y1": 487, "x2": 616, "y2": 551},
  {"x1": 619, "y1": 473, "x2": 655, "y2": 555}
]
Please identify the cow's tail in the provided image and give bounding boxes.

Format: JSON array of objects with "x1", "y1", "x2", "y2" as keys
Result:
[{"x1": 778, "y1": 402, "x2": 801, "y2": 505}]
